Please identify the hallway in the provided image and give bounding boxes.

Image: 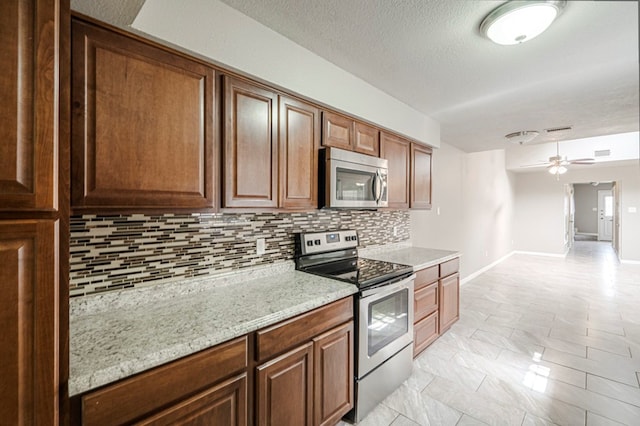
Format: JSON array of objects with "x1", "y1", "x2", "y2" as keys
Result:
[{"x1": 344, "y1": 241, "x2": 640, "y2": 425}]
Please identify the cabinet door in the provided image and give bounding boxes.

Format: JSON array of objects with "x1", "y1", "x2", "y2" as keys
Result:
[
  {"x1": 380, "y1": 133, "x2": 410, "y2": 208},
  {"x1": 71, "y1": 20, "x2": 215, "y2": 211},
  {"x1": 136, "y1": 373, "x2": 247, "y2": 426},
  {"x1": 353, "y1": 122, "x2": 379, "y2": 156},
  {"x1": 224, "y1": 76, "x2": 278, "y2": 208},
  {"x1": 414, "y1": 282, "x2": 438, "y2": 322},
  {"x1": 411, "y1": 144, "x2": 432, "y2": 209},
  {"x1": 414, "y1": 311, "x2": 439, "y2": 358},
  {"x1": 0, "y1": 220, "x2": 58, "y2": 424},
  {"x1": 322, "y1": 112, "x2": 353, "y2": 150},
  {"x1": 0, "y1": 0, "x2": 59, "y2": 211},
  {"x1": 257, "y1": 342, "x2": 314, "y2": 426},
  {"x1": 279, "y1": 96, "x2": 320, "y2": 209},
  {"x1": 313, "y1": 323, "x2": 354, "y2": 426},
  {"x1": 439, "y1": 273, "x2": 460, "y2": 333}
]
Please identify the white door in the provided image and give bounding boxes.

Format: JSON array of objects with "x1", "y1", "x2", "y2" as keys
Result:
[{"x1": 598, "y1": 190, "x2": 613, "y2": 241}]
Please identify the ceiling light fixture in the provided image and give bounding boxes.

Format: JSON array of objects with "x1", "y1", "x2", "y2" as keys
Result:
[
  {"x1": 505, "y1": 130, "x2": 539, "y2": 145},
  {"x1": 480, "y1": 1, "x2": 566, "y2": 45}
]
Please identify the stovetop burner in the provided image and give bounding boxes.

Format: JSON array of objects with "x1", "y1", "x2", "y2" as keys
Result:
[{"x1": 295, "y1": 230, "x2": 412, "y2": 289}]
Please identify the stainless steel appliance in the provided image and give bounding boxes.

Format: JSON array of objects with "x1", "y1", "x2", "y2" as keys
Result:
[
  {"x1": 320, "y1": 147, "x2": 388, "y2": 208},
  {"x1": 296, "y1": 230, "x2": 414, "y2": 423}
]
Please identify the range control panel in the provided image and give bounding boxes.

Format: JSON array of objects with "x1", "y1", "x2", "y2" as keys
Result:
[{"x1": 299, "y1": 230, "x2": 358, "y2": 255}]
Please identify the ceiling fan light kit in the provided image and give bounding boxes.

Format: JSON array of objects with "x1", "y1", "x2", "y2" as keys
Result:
[{"x1": 481, "y1": 0, "x2": 567, "y2": 45}]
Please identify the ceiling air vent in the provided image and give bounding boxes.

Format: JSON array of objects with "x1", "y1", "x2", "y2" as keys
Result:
[
  {"x1": 594, "y1": 149, "x2": 611, "y2": 157},
  {"x1": 545, "y1": 126, "x2": 573, "y2": 133}
]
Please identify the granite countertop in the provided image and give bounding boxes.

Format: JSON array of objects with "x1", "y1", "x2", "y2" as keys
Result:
[
  {"x1": 69, "y1": 263, "x2": 357, "y2": 397},
  {"x1": 361, "y1": 246, "x2": 460, "y2": 271}
]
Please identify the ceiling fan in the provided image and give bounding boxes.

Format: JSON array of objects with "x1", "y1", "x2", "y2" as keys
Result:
[{"x1": 520, "y1": 141, "x2": 595, "y2": 177}]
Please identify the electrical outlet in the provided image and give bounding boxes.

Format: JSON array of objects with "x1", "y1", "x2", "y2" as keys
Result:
[
  {"x1": 393, "y1": 226, "x2": 398, "y2": 237},
  {"x1": 256, "y1": 238, "x2": 266, "y2": 255},
  {"x1": 436, "y1": 207, "x2": 441, "y2": 215}
]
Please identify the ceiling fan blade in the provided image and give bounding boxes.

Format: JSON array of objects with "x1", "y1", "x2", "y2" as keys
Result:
[
  {"x1": 567, "y1": 158, "x2": 595, "y2": 162},
  {"x1": 569, "y1": 161, "x2": 596, "y2": 165},
  {"x1": 519, "y1": 162, "x2": 550, "y2": 168}
]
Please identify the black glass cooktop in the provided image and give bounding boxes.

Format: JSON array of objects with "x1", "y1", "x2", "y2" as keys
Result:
[{"x1": 303, "y1": 257, "x2": 413, "y2": 289}]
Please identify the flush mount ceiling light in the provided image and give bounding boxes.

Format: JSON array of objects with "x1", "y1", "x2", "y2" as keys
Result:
[
  {"x1": 480, "y1": 1, "x2": 566, "y2": 45},
  {"x1": 505, "y1": 130, "x2": 539, "y2": 145}
]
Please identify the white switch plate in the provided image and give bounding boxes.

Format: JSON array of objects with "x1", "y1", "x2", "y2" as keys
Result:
[
  {"x1": 437, "y1": 207, "x2": 441, "y2": 215},
  {"x1": 256, "y1": 238, "x2": 266, "y2": 255},
  {"x1": 592, "y1": 207, "x2": 597, "y2": 212},
  {"x1": 629, "y1": 207, "x2": 637, "y2": 213}
]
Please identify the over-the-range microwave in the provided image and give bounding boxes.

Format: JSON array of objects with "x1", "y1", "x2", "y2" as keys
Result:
[{"x1": 320, "y1": 147, "x2": 388, "y2": 209}]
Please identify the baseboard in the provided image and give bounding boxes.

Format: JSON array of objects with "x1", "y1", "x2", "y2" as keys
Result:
[
  {"x1": 513, "y1": 250, "x2": 567, "y2": 258},
  {"x1": 460, "y1": 251, "x2": 514, "y2": 286},
  {"x1": 620, "y1": 259, "x2": 640, "y2": 265}
]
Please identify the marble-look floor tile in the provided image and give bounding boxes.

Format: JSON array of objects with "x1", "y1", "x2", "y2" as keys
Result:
[
  {"x1": 415, "y1": 351, "x2": 486, "y2": 392},
  {"x1": 586, "y1": 412, "x2": 626, "y2": 426},
  {"x1": 586, "y1": 374, "x2": 640, "y2": 407},
  {"x1": 522, "y1": 413, "x2": 562, "y2": 426},
  {"x1": 511, "y1": 329, "x2": 587, "y2": 358},
  {"x1": 542, "y1": 347, "x2": 638, "y2": 386},
  {"x1": 403, "y1": 365, "x2": 435, "y2": 392},
  {"x1": 423, "y1": 376, "x2": 526, "y2": 426},
  {"x1": 471, "y1": 329, "x2": 544, "y2": 357},
  {"x1": 382, "y1": 383, "x2": 462, "y2": 426},
  {"x1": 496, "y1": 349, "x2": 586, "y2": 388},
  {"x1": 548, "y1": 328, "x2": 631, "y2": 357},
  {"x1": 389, "y1": 415, "x2": 420, "y2": 426},
  {"x1": 476, "y1": 375, "x2": 585, "y2": 426},
  {"x1": 347, "y1": 403, "x2": 399, "y2": 426},
  {"x1": 435, "y1": 330, "x2": 503, "y2": 360},
  {"x1": 455, "y1": 414, "x2": 489, "y2": 425}
]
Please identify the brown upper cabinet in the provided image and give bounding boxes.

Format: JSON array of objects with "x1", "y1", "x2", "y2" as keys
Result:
[
  {"x1": 279, "y1": 96, "x2": 321, "y2": 210},
  {"x1": 380, "y1": 132, "x2": 410, "y2": 209},
  {"x1": 322, "y1": 112, "x2": 379, "y2": 156},
  {"x1": 223, "y1": 76, "x2": 278, "y2": 208},
  {"x1": 410, "y1": 143, "x2": 432, "y2": 209},
  {"x1": 0, "y1": 0, "x2": 60, "y2": 212},
  {"x1": 71, "y1": 19, "x2": 216, "y2": 212}
]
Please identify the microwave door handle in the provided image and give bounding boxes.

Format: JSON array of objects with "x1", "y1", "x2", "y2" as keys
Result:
[
  {"x1": 374, "y1": 171, "x2": 383, "y2": 203},
  {"x1": 372, "y1": 172, "x2": 378, "y2": 203}
]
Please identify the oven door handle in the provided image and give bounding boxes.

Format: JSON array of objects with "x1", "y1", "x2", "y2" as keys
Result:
[{"x1": 360, "y1": 273, "x2": 416, "y2": 299}]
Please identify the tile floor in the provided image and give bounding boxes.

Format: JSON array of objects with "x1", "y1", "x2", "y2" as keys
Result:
[{"x1": 340, "y1": 241, "x2": 640, "y2": 425}]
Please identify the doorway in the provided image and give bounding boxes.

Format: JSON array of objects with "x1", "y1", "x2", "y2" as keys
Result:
[{"x1": 572, "y1": 182, "x2": 615, "y2": 244}]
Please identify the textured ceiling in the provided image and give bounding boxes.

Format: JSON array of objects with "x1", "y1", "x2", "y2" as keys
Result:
[
  {"x1": 70, "y1": 0, "x2": 639, "y2": 154},
  {"x1": 217, "y1": 0, "x2": 639, "y2": 152}
]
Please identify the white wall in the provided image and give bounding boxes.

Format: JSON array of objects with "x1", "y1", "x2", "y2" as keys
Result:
[
  {"x1": 131, "y1": 0, "x2": 440, "y2": 146},
  {"x1": 411, "y1": 145, "x2": 515, "y2": 278},
  {"x1": 513, "y1": 165, "x2": 640, "y2": 262}
]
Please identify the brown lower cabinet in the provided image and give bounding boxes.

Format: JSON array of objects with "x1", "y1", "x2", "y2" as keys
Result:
[
  {"x1": 74, "y1": 297, "x2": 354, "y2": 426},
  {"x1": 412, "y1": 258, "x2": 460, "y2": 358}
]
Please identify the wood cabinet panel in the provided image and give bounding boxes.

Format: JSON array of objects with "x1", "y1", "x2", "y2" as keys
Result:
[
  {"x1": 322, "y1": 112, "x2": 353, "y2": 150},
  {"x1": 414, "y1": 311, "x2": 439, "y2": 358},
  {"x1": 279, "y1": 96, "x2": 320, "y2": 209},
  {"x1": 0, "y1": 220, "x2": 58, "y2": 424},
  {"x1": 414, "y1": 265, "x2": 439, "y2": 290},
  {"x1": 380, "y1": 132, "x2": 410, "y2": 208},
  {"x1": 313, "y1": 323, "x2": 354, "y2": 426},
  {"x1": 223, "y1": 76, "x2": 278, "y2": 208},
  {"x1": 439, "y1": 273, "x2": 460, "y2": 333},
  {"x1": 414, "y1": 282, "x2": 438, "y2": 322},
  {"x1": 256, "y1": 342, "x2": 314, "y2": 426},
  {"x1": 82, "y1": 336, "x2": 248, "y2": 426},
  {"x1": 71, "y1": 20, "x2": 216, "y2": 211},
  {"x1": 256, "y1": 297, "x2": 353, "y2": 362},
  {"x1": 353, "y1": 122, "x2": 379, "y2": 156},
  {"x1": 411, "y1": 144, "x2": 432, "y2": 209},
  {"x1": 440, "y1": 257, "x2": 460, "y2": 278},
  {"x1": 136, "y1": 373, "x2": 247, "y2": 426},
  {"x1": 0, "y1": 0, "x2": 59, "y2": 211}
]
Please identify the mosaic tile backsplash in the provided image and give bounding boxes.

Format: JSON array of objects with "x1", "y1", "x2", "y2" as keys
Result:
[{"x1": 70, "y1": 210, "x2": 410, "y2": 297}]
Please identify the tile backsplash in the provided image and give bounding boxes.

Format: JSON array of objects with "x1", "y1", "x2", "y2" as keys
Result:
[{"x1": 70, "y1": 210, "x2": 410, "y2": 297}]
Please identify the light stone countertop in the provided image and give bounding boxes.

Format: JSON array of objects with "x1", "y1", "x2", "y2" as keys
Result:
[
  {"x1": 360, "y1": 246, "x2": 461, "y2": 271},
  {"x1": 69, "y1": 263, "x2": 357, "y2": 396}
]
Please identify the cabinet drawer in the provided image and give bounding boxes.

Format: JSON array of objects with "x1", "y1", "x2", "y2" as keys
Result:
[
  {"x1": 440, "y1": 257, "x2": 460, "y2": 278},
  {"x1": 414, "y1": 311, "x2": 439, "y2": 358},
  {"x1": 256, "y1": 297, "x2": 353, "y2": 362},
  {"x1": 414, "y1": 282, "x2": 438, "y2": 322},
  {"x1": 82, "y1": 336, "x2": 248, "y2": 426},
  {"x1": 414, "y1": 265, "x2": 439, "y2": 290}
]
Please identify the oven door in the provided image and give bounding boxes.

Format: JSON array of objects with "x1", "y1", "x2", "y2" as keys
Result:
[
  {"x1": 327, "y1": 158, "x2": 388, "y2": 208},
  {"x1": 357, "y1": 274, "x2": 414, "y2": 378}
]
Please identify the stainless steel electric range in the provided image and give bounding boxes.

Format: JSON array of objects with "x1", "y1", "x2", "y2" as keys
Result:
[{"x1": 296, "y1": 230, "x2": 415, "y2": 423}]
